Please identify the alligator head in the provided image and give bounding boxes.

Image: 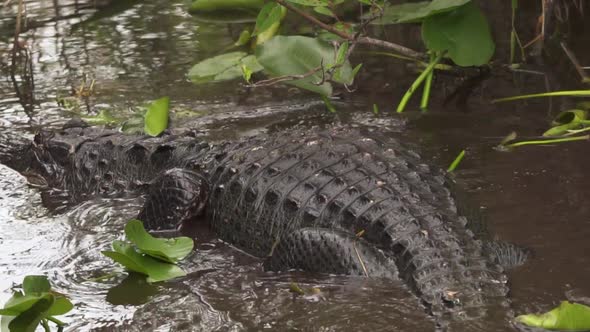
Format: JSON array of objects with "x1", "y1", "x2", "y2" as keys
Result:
[
  {"x1": 0, "y1": 130, "x2": 34, "y2": 173},
  {"x1": 0, "y1": 127, "x2": 79, "y2": 188}
]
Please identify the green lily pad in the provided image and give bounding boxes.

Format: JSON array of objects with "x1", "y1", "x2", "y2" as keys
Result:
[
  {"x1": 422, "y1": 2, "x2": 494, "y2": 66},
  {"x1": 125, "y1": 219, "x2": 194, "y2": 263},
  {"x1": 516, "y1": 301, "x2": 590, "y2": 331},
  {"x1": 255, "y1": 35, "x2": 354, "y2": 96},
  {"x1": 370, "y1": 0, "x2": 471, "y2": 24},
  {"x1": 144, "y1": 97, "x2": 169, "y2": 137},
  {"x1": 102, "y1": 240, "x2": 187, "y2": 283},
  {"x1": 188, "y1": 52, "x2": 264, "y2": 84}
]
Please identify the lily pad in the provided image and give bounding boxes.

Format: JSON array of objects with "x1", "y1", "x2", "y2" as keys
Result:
[
  {"x1": 370, "y1": 0, "x2": 471, "y2": 24},
  {"x1": 102, "y1": 240, "x2": 187, "y2": 283},
  {"x1": 125, "y1": 219, "x2": 194, "y2": 263},
  {"x1": 516, "y1": 301, "x2": 590, "y2": 331},
  {"x1": 144, "y1": 97, "x2": 169, "y2": 137},
  {"x1": 188, "y1": 52, "x2": 264, "y2": 84},
  {"x1": 255, "y1": 35, "x2": 354, "y2": 96},
  {"x1": 422, "y1": 2, "x2": 495, "y2": 66}
]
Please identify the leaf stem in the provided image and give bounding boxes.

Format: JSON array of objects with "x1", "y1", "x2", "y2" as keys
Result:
[
  {"x1": 420, "y1": 53, "x2": 436, "y2": 111},
  {"x1": 447, "y1": 150, "x2": 465, "y2": 172},
  {"x1": 506, "y1": 135, "x2": 589, "y2": 148},
  {"x1": 397, "y1": 53, "x2": 443, "y2": 113},
  {"x1": 492, "y1": 90, "x2": 590, "y2": 103}
]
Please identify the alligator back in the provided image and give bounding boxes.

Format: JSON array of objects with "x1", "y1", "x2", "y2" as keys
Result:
[{"x1": 205, "y1": 126, "x2": 510, "y2": 327}]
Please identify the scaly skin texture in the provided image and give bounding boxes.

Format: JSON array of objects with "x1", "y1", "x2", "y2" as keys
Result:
[{"x1": 2, "y1": 125, "x2": 512, "y2": 330}]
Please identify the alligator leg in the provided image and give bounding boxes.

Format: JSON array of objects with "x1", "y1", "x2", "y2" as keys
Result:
[
  {"x1": 138, "y1": 168, "x2": 209, "y2": 230},
  {"x1": 484, "y1": 240, "x2": 531, "y2": 270},
  {"x1": 264, "y1": 228, "x2": 398, "y2": 279}
]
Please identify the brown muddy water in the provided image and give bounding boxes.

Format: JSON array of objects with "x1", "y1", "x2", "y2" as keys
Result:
[{"x1": 0, "y1": 1, "x2": 589, "y2": 331}]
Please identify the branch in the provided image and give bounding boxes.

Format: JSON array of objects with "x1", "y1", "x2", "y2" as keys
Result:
[{"x1": 274, "y1": 0, "x2": 424, "y2": 60}]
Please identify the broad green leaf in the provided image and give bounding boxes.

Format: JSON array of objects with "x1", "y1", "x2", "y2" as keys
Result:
[
  {"x1": 46, "y1": 296, "x2": 74, "y2": 316},
  {"x1": 0, "y1": 293, "x2": 40, "y2": 316},
  {"x1": 422, "y1": 2, "x2": 494, "y2": 66},
  {"x1": 189, "y1": 0, "x2": 264, "y2": 13},
  {"x1": 516, "y1": 301, "x2": 590, "y2": 330},
  {"x1": 256, "y1": 36, "x2": 353, "y2": 96},
  {"x1": 144, "y1": 97, "x2": 169, "y2": 137},
  {"x1": 368, "y1": 0, "x2": 471, "y2": 24},
  {"x1": 125, "y1": 219, "x2": 193, "y2": 263},
  {"x1": 189, "y1": 52, "x2": 264, "y2": 84},
  {"x1": 22, "y1": 276, "x2": 50, "y2": 296},
  {"x1": 8, "y1": 294, "x2": 54, "y2": 332},
  {"x1": 102, "y1": 240, "x2": 187, "y2": 283}
]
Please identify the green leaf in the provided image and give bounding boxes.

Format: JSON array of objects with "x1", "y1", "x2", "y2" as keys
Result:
[
  {"x1": 314, "y1": 6, "x2": 335, "y2": 17},
  {"x1": 22, "y1": 276, "x2": 50, "y2": 296},
  {"x1": 46, "y1": 296, "x2": 74, "y2": 316},
  {"x1": 286, "y1": 0, "x2": 330, "y2": 6},
  {"x1": 189, "y1": 52, "x2": 264, "y2": 84},
  {"x1": 81, "y1": 109, "x2": 118, "y2": 126},
  {"x1": 543, "y1": 110, "x2": 588, "y2": 136},
  {"x1": 8, "y1": 294, "x2": 54, "y2": 332},
  {"x1": 368, "y1": 0, "x2": 471, "y2": 24},
  {"x1": 422, "y1": 2, "x2": 495, "y2": 66},
  {"x1": 144, "y1": 97, "x2": 169, "y2": 137},
  {"x1": 189, "y1": 0, "x2": 264, "y2": 13},
  {"x1": 256, "y1": 36, "x2": 353, "y2": 96},
  {"x1": 516, "y1": 301, "x2": 590, "y2": 330},
  {"x1": 253, "y1": 3, "x2": 283, "y2": 37},
  {"x1": 0, "y1": 293, "x2": 40, "y2": 316},
  {"x1": 234, "y1": 29, "x2": 251, "y2": 46},
  {"x1": 102, "y1": 240, "x2": 187, "y2": 283},
  {"x1": 125, "y1": 219, "x2": 193, "y2": 263}
]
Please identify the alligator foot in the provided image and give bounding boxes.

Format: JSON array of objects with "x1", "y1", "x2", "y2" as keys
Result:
[
  {"x1": 138, "y1": 168, "x2": 209, "y2": 230},
  {"x1": 484, "y1": 240, "x2": 531, "y2": 270},
  {"x1": 264, "y1": 228, "x2": 398, "y2": 279}
]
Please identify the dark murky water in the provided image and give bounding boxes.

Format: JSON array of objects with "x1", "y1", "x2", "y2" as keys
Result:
[{"x1": 0, "y1": 0, "x2": 589, "y2": 331}]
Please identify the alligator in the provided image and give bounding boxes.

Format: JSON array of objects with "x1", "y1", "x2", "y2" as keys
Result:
[{"x1": 0, "y1": 122, "x2": 525, "y2": 331}]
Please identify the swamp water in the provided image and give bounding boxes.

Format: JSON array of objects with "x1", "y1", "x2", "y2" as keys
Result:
[{"x1": 0, "y1": 1, "x2": 589, "y2": 331}]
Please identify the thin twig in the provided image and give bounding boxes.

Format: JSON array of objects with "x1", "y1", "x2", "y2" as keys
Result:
[
  {"x1": 273, "y1": 0, "x2": 423, "y2": 60},
  {"x1": 561, "y1": 41, "x2": 589, "y2": 82},
  {"x1": 246, "y1": 63, "x2": 325, "y2": 87}
]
